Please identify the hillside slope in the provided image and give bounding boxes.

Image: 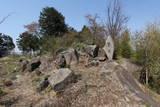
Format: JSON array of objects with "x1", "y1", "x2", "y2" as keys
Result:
[{"x1": 0, "y1": 57, "x2": 159, "y2": 107}]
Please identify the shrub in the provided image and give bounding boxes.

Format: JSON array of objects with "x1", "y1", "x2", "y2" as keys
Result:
[{"x1": 118, "y1": 30, "x2": 133, "y2": 58}]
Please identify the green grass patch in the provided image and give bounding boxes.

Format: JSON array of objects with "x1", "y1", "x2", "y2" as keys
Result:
[
  {"x1": 0, "y1": 56, "x2": 22, "y2": 73},
  {"x1": 116, "y1": 60, "x2": 123, "y2": 64}
]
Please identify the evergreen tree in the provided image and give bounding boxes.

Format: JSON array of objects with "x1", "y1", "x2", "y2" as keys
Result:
[
  {"x1": 17, "y1": 32, "x2": 40, "y2": 54},
  {"x1": 0, "y1": 33, "x2": 15, "y2": 57},
  {"x1": 39, "y1": 7, "x2": 67, "y2": 37},
  {"x1": 119, "y1": 30, "x2": 132, "y2": 58}
]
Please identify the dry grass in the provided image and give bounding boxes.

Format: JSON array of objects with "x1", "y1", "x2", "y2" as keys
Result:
[{"x1": 0, "y1": 56, "x2": 155, "y2": 106}]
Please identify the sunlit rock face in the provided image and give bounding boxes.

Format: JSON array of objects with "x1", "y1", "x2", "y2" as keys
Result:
[{"x1": 103, "y1": 36, "x2": 114, "y2": 61}]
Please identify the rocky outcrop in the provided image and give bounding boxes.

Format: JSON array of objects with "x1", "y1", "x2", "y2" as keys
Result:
[
  {"x1": 19, "y1": 59, "x2": 41, "y2": 72},
  {"x1": 55, "y1": 54, "x2": 67, "y2": 68},
  {"x1": 26, "y1": 59, "x2": 41, "y2": 72},
  {"x1": 84, "y1": 45, "x2": 99, "y2": 58},
  {"x1": 103, "y1": 36, "x2": 114, "y2": 61},
  {"x1": 98, "y1": 48, "x2": 106, "y2": 58},
  {"x1": 39, "y1": 57, "x2": 53, "y2": 72},
  {"x1": 58, "y1": 48, "x2": 79, "y2": 68},
  {"x1": 48, "y1": 68, "x2": 77, "y2": 91}
]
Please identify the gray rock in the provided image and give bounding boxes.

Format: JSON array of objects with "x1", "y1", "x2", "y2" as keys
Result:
[
  {"x1": 97, "y1": 48, "x2": 106, "y2": 61},
  {"x1": 27, "y1": 59, "x2": 41, "y2": 72},
  {"x1": 55, "y1": 54, "x2": 67, "y2": 68},
  {"x1": 103, "y1": 36, "x2": 114, "y2": 61},
  {"x1": 37, "y1": 78, "x2": 49, "y2": 92},
  {"x1": 39, "y1": 58, "x2": 52, "y2": 71},
  {"x1": 19, "y1": 59, "x2": 29, "y2": 72},
  {"x1": 84, "y1": 45, "x2": 99, "y2": 58},
  {"x1": 61, "y1": 48, "x2": 79, "y2": 66},
  {"x1": 48, "y1": 68, "x2": 76, "y2": 91}
]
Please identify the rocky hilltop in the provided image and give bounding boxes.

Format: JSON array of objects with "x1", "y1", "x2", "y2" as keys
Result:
[{"x1": 0, "y1": 45, "x2": 160, "y2": 107}]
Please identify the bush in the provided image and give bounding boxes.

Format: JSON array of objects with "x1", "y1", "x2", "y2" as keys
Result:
[
  {"x1": 118, "y1": 30, "x2": 133, "y2": 58},
  {"x1": 41, "y1": 37, "x2": 68, "y2": 55},
  {"x1": 0, "y1": 33, "x2": 15, "y2": 57},
  {"x1": 135, "y1": 21, "x2": 160, "y2": 94}
]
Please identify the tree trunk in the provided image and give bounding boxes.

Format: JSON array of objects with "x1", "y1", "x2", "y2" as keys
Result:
[{"x1": 146, "y1": 69, "x2": 149, "y2": 85}]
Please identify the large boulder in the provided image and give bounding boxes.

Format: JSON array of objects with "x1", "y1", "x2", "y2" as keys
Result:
[
  {"x1": 55, "y1": 54, "x2": 67, "y2": 68},
  {"x1": 26, "y1": 59, "x2": 41, "y2": 72},
  {"x1": 98, "y1": 48, "x2": 106, "y2": 58},
  {"x1": 96, "y1": 48, "x2": 107, "y2": 61},
  {"x1": 60, "y1": 48, "x2": 79, "y2": 66},
  {"x1": 39, "y1": 57, "x2": 52, "y2": 71},
  {"x1": 84, "y1": 45, "x2": 99, "y2": 58},
  {"x1": 48, "y1": 68, "x2": 77, "y2": 91},
  {"x1": 103, "y1": 36, "x2": 114, "y2": 61}
]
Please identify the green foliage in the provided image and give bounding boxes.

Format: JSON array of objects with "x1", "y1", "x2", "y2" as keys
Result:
[
  {"x1": 41, "y1": 36, "x2": 68, "y2": 55},
  {"x1": 0, "y1": 57, "x2": 19, "y2": 73},
  {"x1": 78, "y1": 25, "x2": 105, "y2": 47},
  {"x1": 39, "y1": 7, "x2": 67, "y2": 37},
  {"x1": 78, "y1": 25, "x2": 92, "y2": 42},
  {"x1": 135, "y1": 22, "x2": 160, "y2": 94},
  {"x1": 17, "y1": 32, "x2": 40, "y2": 54},
  {"x1": 118, "y1": 30, "x2": 132, "y2": 58},
  {"x1": 149, "y1": 74, "x2": 160, "y2": 94},
  {"x1": 0, "y1": 33, "x2": 15, "y2": 57},
  {"x1": 40, "y1": 28, "x2": 79, "y2": 55}
]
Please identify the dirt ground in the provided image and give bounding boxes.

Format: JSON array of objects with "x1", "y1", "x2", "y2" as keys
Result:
[{"x1": 0, "y1": 57, "x2": 160, "y2": 107}]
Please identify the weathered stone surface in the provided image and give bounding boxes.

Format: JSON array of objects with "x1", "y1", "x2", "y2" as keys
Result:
[
  {"x1": 103, "y1": 36, "x2": 114, "y2": 61},
  {"x1": 48, "y1": 68, "x2": 76, "y2": 91},
  {"x1": 98, "y1": 48, "x2": 106, "y2": 57},
  {"x1": 37, "y1": 78, "x2": 49, "y2": 92},
  {"x1": 39, "y1": 57, "x2": 52, "y2": 71},
  {"x1": 55, "y1": 54, "x2": 66, "y2": 68},
  {"x1": 27, "y1": 59, "x2": 41, "y2": 72},
  {"x1": 19, "y1": 59, "x2": 29, "y2": 72},
  {"x1": 84, "y1": 45, "x2": 99, "y2": 58},
  {"x1": 95, "y1": 57, "x2": 106, "y2": 62},
  {"x1": 61, "y1": 48, "x2": 79, "y2": 66},
  {"x1": 96, "y1": 48, "x2": 107, "y2": 61}
]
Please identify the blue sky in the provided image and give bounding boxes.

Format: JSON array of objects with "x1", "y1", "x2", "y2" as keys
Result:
[{"x1": 0, "y1": 0, "x2": 160, "y2": 48}]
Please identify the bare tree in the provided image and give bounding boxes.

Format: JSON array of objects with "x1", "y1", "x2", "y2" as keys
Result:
[
  {"x1": 85, "y1": 14, "x2": 105, "y2": 41},
  {"x1": 24, "y1": 22, "x2": 41, "y2": 38},
  {"x1": 106, "y1": 0, "x2": 128, "y2": 41},
  {"x1": 0, "y1": 13, "x2": 13, "y2": 25}
]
